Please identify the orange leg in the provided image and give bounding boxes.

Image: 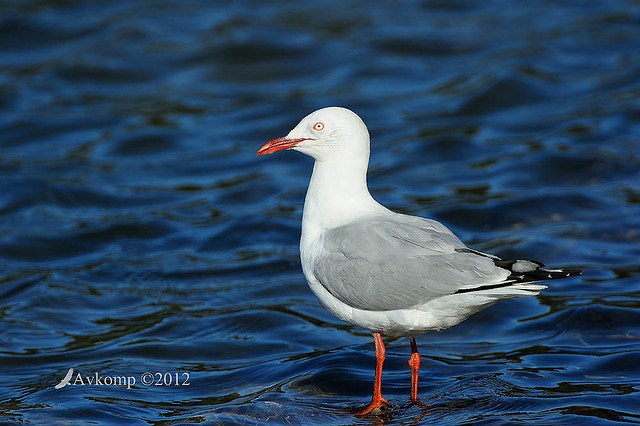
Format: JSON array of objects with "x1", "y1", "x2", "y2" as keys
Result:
[
  {"x1": 355, "y1": 332, "x2": 388, "y2": 416},
  {"x1": 408, "y1": 337, "x2": 420, "y2": 403}
]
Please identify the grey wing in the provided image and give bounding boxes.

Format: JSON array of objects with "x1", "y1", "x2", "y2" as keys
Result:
[{"x1": 312, "y1": 215, "x2": 510, "y2": 311}]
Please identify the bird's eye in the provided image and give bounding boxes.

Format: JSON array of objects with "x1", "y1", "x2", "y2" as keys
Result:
[{"x1": 313, "y1": 122, "x2": 324, "y2": 131}]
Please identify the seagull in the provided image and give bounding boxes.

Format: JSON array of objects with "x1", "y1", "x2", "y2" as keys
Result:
[{"x1": 257, "y1": 106, "x2": 581, "y2": 415}]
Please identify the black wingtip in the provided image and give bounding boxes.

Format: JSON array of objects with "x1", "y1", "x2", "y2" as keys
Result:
[
  {"x1": 556, "y1": 268, "x2": 583, "y2": 277},
  {"x1": 454, "y1": 248, "x2": 582, "y2": 284},
  {"x1": 503, "y1": 263, "x2": 583, "y2": 283}
]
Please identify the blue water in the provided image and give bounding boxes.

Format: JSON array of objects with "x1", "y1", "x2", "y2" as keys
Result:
[{"x1": 1, "y1": 1, "x2": 639, "y2": 424}]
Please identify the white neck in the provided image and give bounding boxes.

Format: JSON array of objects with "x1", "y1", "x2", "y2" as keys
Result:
[{"x1": 301, "y1": 154, "x2": 385, "y2": 236}]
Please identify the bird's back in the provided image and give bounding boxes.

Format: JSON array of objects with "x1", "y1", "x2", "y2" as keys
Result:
[{"x1": 308, "y1": 213, "x2": 513, "y2": 311}]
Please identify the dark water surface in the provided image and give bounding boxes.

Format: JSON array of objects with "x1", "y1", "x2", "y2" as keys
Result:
[{"x1": 1, "y1": 1, "x2": 639, "y2": 424}]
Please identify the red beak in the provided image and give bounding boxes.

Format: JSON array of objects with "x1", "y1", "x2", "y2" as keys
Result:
[{"x1": 257, "y1": 137, "x2": 311, "y2": 156}]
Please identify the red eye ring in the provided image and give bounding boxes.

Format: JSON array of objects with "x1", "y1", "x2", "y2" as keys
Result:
[{"x1": 313, "y1": 122, "x2": 324, "y2": 131}]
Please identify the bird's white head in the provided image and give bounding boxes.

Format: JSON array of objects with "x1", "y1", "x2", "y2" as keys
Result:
[{"x1": 257, "y1": 107, "x2": 370, "y2": 162}]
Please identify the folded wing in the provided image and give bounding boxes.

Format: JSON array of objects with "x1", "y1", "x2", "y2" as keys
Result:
[{"x1": 312, "y1": 215, "x2": 512, "y2": 311}]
